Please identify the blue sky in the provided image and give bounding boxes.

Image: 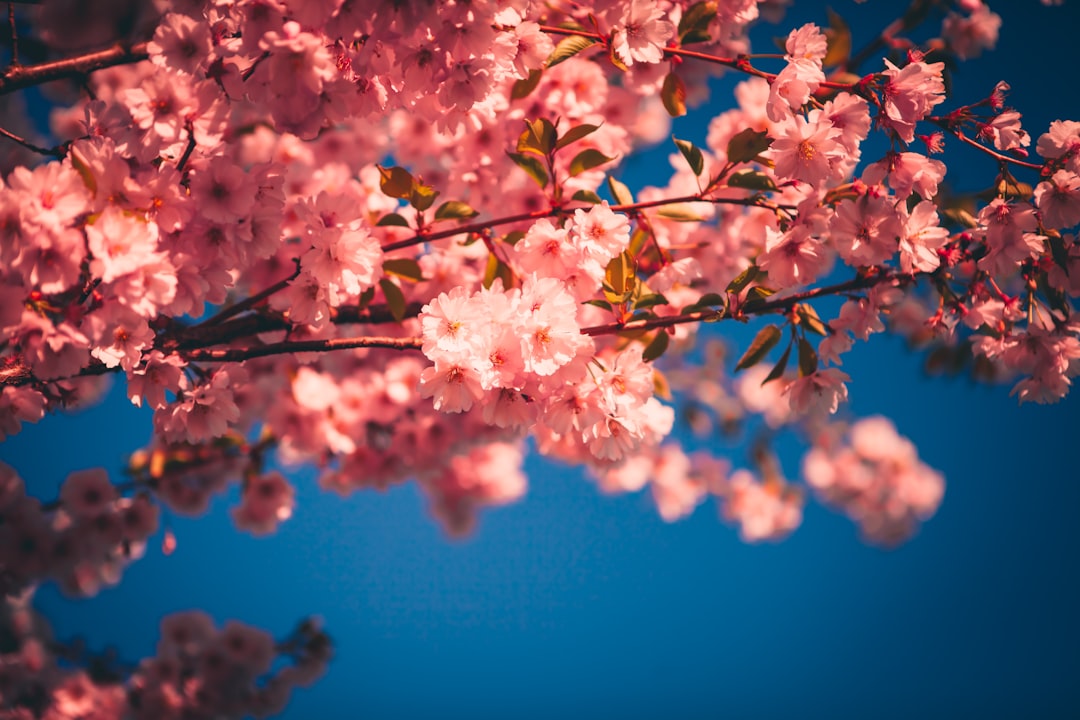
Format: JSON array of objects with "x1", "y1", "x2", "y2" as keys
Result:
[{"x1": 3, "y1": 2, "x2": 1080, "y2": 718}]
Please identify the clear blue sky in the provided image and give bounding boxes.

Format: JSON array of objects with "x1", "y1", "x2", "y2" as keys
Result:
[{"x1": 3, "y1": 2, "x2": 1079, "y2": 718}]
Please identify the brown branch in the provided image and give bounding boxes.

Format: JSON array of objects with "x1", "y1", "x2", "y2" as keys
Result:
[
  {"x1": 0, "y1": 40, "x2": 148, "y2": 95},
  {"x1": 184, "y1": 335, "x2": 423, "y2": 362}
]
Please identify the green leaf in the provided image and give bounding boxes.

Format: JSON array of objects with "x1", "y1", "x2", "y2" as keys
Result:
[
  {"x1": 672, "y1": 136, "x2": 705, "y2": 176},
  {"x1": 409, "y1": 183, "x2": 439, "y2": 212},
  {"x1": 572, "y1": 189, "x2": 603, "y2": 204},
  {"x1": 356, "y1": 285, "x2": 376, "y2": 311},
  {"x1": 744, "y1": 285, "x2": 777, "y2": 309},
  {"x1": 511, "y1": 69, "x2": 543, "y2": 100},
  {"x1": 608, "y1": 176, "x2": 634, "y2": 206},
  {"x1": 642, "y1": 329, "x2": 670, "y2": 363},
  {"x1": 603, "y1": 251, "x2": 637, "y2": 303},
  {"x1": 822, "y1": 8, "x2": 852, "y2": 68},
  {"x1": 726, "y1": 265, "x2": 761, "y2": 294},
  {"x1": 434, "y1": 201, "x2": 479, "y2": 221},
  {"x1": 376, "y1": 165, "x2": 413, "y2": 199},
  {"x1": 727, "y1": 169, "x2": 778, "y2": 192},
  {"x1": 379, "y1": 278, "x2": 407, "y2": 322},
  {"x1": 735, "y1": 324, "x2": 782, "y2": 371},
  {"x1": 797, "y1": 337, "x2": 818, "y2": 377},
  {"x1": 761, "y1": 343, "x2": 792, "y2": 385},
  {"x1": 482, "y1": 253, "x2": 513, "y2": 289},
  {"x1": 656, "y1": 205, "x2": 705, "y2": 222},
  {"x1": 375, "y1": 213, "x2": 410, "y2": 228},
  {"x1": 661, "y1": 72, "x2": 687, "y2": 117},
  {"x1": 633, "y1": 293, "x2": 669, "y2": 311},
  {"x1": 506, "y1": 151, "x2": 549, "y2": 189},
  {"x1": 795, "y1": 304, "x2": 828, "y2": 336},
  {"x1": 1047, "y1": 233, "x2": 1071, "y2": 275},
  {"x1": 726, "y1": 128, "x2": 773, "y2": 164},
  {"x1": 682, "y1": 292, "x2": 726, "y2": 314},
  {"x1": 502, "y1": 230, "x2": 526, "y2": 246},
  {"x1": 677, "y1": 1, "x2": 717, "y2": 45},
  {"x1": 584, "y1": 298, "x2": 614, "y2": 311},
  {"x1": 556, "y1": 123, "x2": 601, "y2": 151},
  {"x1": 569, "y1": 148, "x2": 616, "y2": 177},
  {"x1": 547, "y1": 35, "x2": 598, "y2": 68},
  {"x1": 382, "y1": 258, "x2": 424, "y2": 282},
  {"x1": 628, "y1": 227, "x2": 649, "y2": 257},
  {"x1": 517, "y1": 118, "x2": 557, "y2": 157}
]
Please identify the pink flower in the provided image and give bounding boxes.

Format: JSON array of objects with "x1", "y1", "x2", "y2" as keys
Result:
[
  {"x1": 881, "y1": 59, "x2": 946, "y2": 143},
  {"x1": 232, "y1": 472, "x2": 295, "y2": 537},
  {"x1": 1037, "y1": 120, "x2": 1080, "y2": 169},
  {"x1": 571, "y1": 203, "x2": 632, "y2": 262},
  {"x1": 419, "y1": 359, "x2": 486, "y2": 413},
  {"x1": 1035, "y1": 170, "x2": 1080, "y2": 229},
  {"x1": 975, "y1": 199, "x2": 1041, "y2": 275},
  {"x1": 86, "y1": 206, "x2": 161, "y2": 284},
  {"x1": 981, "y1": 110, "x2": 1030, "y2": 153},
  {"x1": 898, "y1": 200, "x2": 950, "y2": 273},
  {"x1": 829, "y1": 193, "x2": 903, "y2": 267},
  {"x1": 786, "y1": 367, "x2": 850, "y2": 416},
  {"x1": 518, "y1": 275, "x2": 592, "y2": 376},
  {"x1": 187, "y1": 157, "x2": 257, "y2": 224},
  {"x1": 147, "y1": 12, "x2": 212, "y2": 75},
  {"x1": 722, "y1": 470, "x2": 803, "y2": 543},
  {"x1": 611, "y1": 0, "x2": 675, "y2": 67},
  {"x1": 769, "y1": 114, "x2": 845, "y2": 187},
  {"x1": 758, "y1": 224, "x2": 830, "y2": 288},
  {"x1": 156, "y1": 371, "x2": 241, "y2": 443},
  {"x1": 60, "y1": 468, "x2": 116, "y2": 518},
  {"x1": 941, "y1": 3, "x2": 1001, "y2": 60},
  {"x1": 862, "y1": 151, "x2": 946, "y2": 200}
]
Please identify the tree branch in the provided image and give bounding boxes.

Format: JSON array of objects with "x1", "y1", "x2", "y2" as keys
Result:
[
  {"x1": 0, "y1": 40, "x2": 148, "y2": 95},
  {"x1": 381, "y1": 195, "x2": 790, "y2": 253}
]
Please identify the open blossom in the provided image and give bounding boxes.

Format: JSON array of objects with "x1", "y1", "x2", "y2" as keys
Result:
[
  {"x1": 1036, "y1": 120, "x2": 1080, "y2": 171},
  {"x1": 571, "y1": 203, "x2": 632, "y2": 262},
  {"x1": 982, "y1": 110, "x2": 1030, "y2": 153},
  {"x1": 156, "y1": 371, "x2": 241, "y2": 444},
  {"x1": 769, "y1": 114, "x2": 845, "y2": 187},
  {"x1": 941, "y1": 2, "x2": 1001, "y2": 60},
  {"x1": 611, "y1": 0, "x2": 675, "y2": 67},
  {"x1": 232, "y1": 472, "x2": 296, "y2": 536},
  {"x1": 829, "y1": 192, "x2": 903, "y2": 267},
  {"x1": 881, "y1": 59, "x2": 946, "y2": 143},
  {"x1": 786, "y1": 368, "x2": 850, "y2": 416},
  {"x1": 722, "y1": 470, "x2": 803, "y2": 543},
  {"x1": 1034, "y1": 170, "x2": 1080, "y2": 229},
  {"x1": 898, "y1": 200, "x2": 950, "y2": 273},
  {"x1": 975, "y1": 199, "x2": 1042, "y2": 276}
]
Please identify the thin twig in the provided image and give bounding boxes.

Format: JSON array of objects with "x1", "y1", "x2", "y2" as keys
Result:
[
  {"x1": 7, "y1": 3, "x2": 18, "y2": 67},
  {"x1": 194, "y1": 265, "x2": 301, "y2": 328},
  {"x1": 0, "y1": 124, "x2": 64, "y2": 157}
]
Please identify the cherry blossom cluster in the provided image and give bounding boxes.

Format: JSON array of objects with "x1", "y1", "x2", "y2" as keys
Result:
[
  {"x1": 0, "y1": 591, "x2": 330, "y2": 719},
  {"x1": 803, "y1": 417, "x2": 945, "y2": 545},
  {"x1": 0, "y1": 461, "x2": 158, "y2": 598},
  {"x1": 0, "y1": 0, "x2": 1075, "y2": 552}
]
